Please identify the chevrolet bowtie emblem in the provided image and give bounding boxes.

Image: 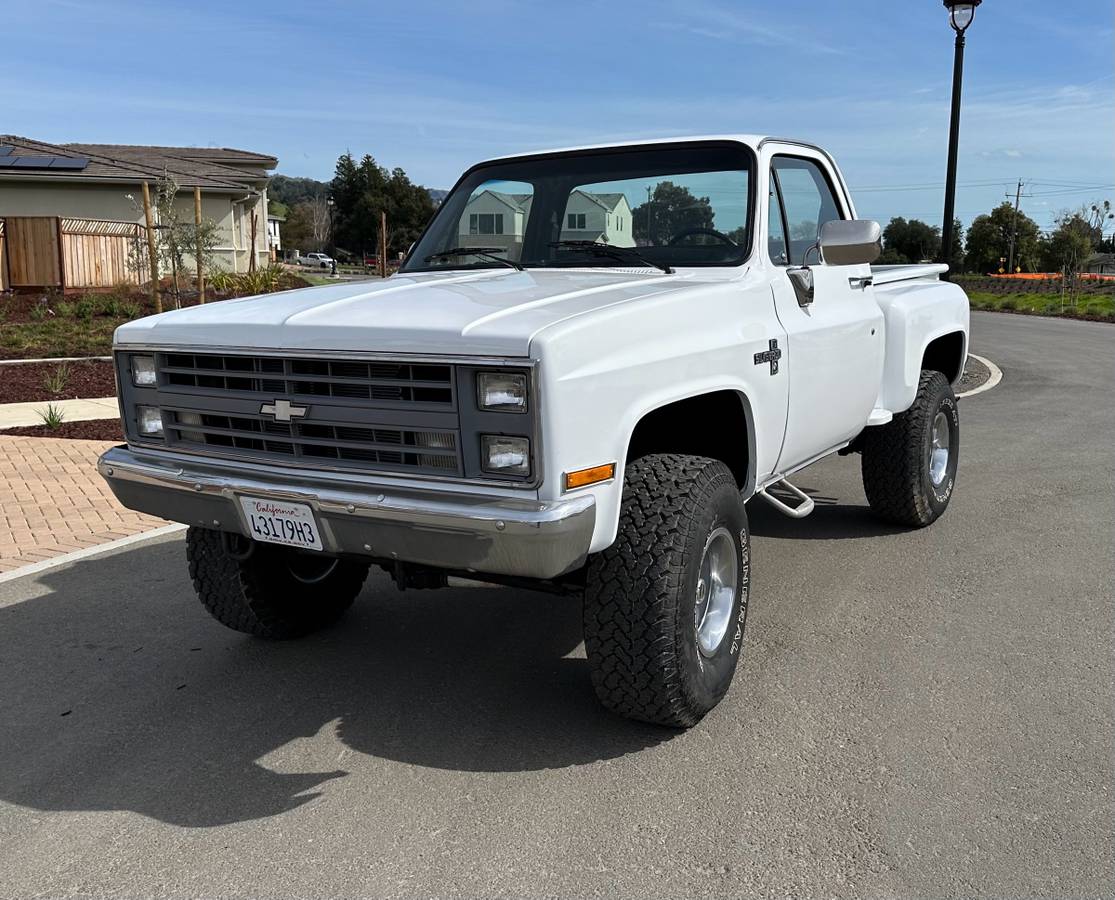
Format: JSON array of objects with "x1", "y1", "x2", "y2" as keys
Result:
[{"x1": 260, "y1": 399, "x2": 309, "y2": 422}]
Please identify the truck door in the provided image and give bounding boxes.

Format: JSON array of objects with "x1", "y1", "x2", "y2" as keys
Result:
[{"x1": 766, "y1": 154, "x2": 884, "y2": 472}]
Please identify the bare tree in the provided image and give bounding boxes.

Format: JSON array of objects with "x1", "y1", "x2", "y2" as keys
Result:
[{"x1": 309, "y1": 194, "x2": 332, "y2": 248}]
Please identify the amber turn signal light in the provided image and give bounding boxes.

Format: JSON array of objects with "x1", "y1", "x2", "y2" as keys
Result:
[{"x1": 563, "y1": 463, "x2": 616, "y2": 491}]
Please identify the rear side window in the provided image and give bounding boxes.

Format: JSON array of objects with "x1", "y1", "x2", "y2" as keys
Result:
[{"x1": 770, "y1": 156, "x2": 843, "y2": 265}]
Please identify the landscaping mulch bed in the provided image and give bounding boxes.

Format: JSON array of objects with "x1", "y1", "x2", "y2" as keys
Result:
[
  {"x1": 958, "y1": 355, "x2": 990, "y2": 395},
  {"x1": 0, "y1": 419, "x2": 124, "y2": 441},
  {"x1": 0, "y1": 359, "x2": 116, "y2": 404}
]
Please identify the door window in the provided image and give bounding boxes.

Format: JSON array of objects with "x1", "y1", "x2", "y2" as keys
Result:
[
  {"x1": 770, "y1": 157, "x2": 843, "y2": 265},
  {"x1": 767, "y1": 185, "x2": 789, "y2": 266}
]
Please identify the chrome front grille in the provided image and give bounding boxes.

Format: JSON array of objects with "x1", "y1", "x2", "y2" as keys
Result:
[
  {"x1": 153, "y1": 352, "x2": 462, "y2": 476},
  {"x1": 161, "y1": 353, "x2": 455, "y2": 408}
]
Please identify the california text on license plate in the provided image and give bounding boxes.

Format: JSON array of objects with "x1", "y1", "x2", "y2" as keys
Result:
[{"x1": 238, "y1": 496, "x2": 323, "y2": 551}]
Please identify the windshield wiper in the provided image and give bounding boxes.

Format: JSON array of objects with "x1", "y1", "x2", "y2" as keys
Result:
[
  {"x1": 549, "y1": 240, "x2": 673, "y2": 274},
  {"x1": 424, "y1": 247, "x2": 524, "y2": 271}
]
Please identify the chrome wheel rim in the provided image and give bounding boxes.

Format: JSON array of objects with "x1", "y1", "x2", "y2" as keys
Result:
[
  {"x1": 694, "y1": 527, "x2": 738, "y2": 658},
  {"x1": 929, "y1": 411, "x2": 951, "y2": 487}
]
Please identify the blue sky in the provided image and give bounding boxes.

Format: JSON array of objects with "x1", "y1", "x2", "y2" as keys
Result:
[{"x1": 2, "y1": 0, "x2": 1112, "y2": 233}]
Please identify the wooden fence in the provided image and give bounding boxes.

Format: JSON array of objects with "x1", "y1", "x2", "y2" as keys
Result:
[{"x1": 0, "y1": 216, "x2": 148, "y2": 291}]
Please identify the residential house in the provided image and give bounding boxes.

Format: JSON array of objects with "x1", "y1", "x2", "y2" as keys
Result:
[
  {"x1": 267, "y1": 212, "x2": 283, "y2": 260},
  {"x1": 0, "y1": 135, "x2": 276, "y2": 280},
  {"x1": 458, "y1": 188, "x2": 634, "y2": 257},
  {"x1": 1084, "y1": 252, "x2": 1115, "y2": 275}
]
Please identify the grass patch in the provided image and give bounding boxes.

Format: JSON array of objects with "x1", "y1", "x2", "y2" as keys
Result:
[
  {"x1": 0, "y1": 318, "x2": 120, "y2": 358},
  {"x1": 966, "y1": 291, "x2": 1114, "y2": 319}
]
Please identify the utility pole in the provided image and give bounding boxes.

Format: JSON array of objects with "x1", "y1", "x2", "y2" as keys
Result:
[
  {"x1": 1006, "y1": 178, "x2": 1030, "y2": 275},
  {"x1": 379, "y1": 210, "x2": 388, "y2": 278}
]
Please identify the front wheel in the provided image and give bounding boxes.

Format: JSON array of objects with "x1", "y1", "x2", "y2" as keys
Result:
[
  {"x1": 583, "y1": 454, "x2": 751, "y2": 728},
  {"x1": 186, "y1": 528, "x2": 370, "y2": 639},
  {"x1": 861, "y1": 370, "x2": 960, "y2": 527}
]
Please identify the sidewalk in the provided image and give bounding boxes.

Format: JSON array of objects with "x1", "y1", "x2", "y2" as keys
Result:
[
  {"x1": 0, "y1": 434, "x2": 166, "y2": 575},
  {"x1": 0, "y1": 396, "x2": 118, "y2": 429}
]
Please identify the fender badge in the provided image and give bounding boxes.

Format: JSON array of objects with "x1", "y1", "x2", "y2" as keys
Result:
[{"x1": 754, "y1": 339, "x2": 782, "y2": 375}]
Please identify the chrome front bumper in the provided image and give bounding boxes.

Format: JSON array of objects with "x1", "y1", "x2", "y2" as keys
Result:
[{"x1": 97, "y1": 446, "x2": 595, "y2": 579}]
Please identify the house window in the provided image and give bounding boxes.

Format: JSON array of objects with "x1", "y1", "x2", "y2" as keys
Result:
[
  {"x1": 567, "y1": 213, "x2": 586, "y2": 230},
  {"x1": 469, "y1": 213, "x2": 504, "y2": 235}
]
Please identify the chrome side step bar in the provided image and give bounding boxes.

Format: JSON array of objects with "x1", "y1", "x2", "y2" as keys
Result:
[{"x1": 756, "y1": 479, "x2": 815, "y2": 519}]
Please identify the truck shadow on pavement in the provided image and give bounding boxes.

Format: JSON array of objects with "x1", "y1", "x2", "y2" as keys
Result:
[
  {"x1": 0, "y1": 539, "x2": 667, "y2": 828},
  {"x1": 747, "y1": 486, "x2": 907, "y2": 541}
]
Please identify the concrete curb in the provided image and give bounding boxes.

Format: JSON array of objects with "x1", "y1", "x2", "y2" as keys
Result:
[
  {"x1": 0, "y1": 356, "x2": 113, "y2": 366},
  {"x1": 958, "y1": 354, "x2": 1003, "y2": 399},
  {"x1": 0, "y1": 396, "x2": 119, "y2": 429},
  {"x1": 0, "y1": 524, "x2": 186, "y2": 586}
]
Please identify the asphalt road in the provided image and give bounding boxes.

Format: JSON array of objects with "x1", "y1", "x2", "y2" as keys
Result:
[{"x1": 1, "y1": 311, "x2": 1111, "y2": 898}]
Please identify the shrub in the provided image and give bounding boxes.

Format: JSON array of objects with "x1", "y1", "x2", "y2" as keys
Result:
[
  {"x1": 43, "y1": 363, "x2": 70, "y2": 395},
  {"x1": 29, "y1": 300, "x2": 50, "y2": 321},
  {"x1": 234, "y1": 265, "x2": 284, "y2": 296},
  {"x1": 98, "y1": 294, "x2": 127, "y2": 317},
  {"x1": 207, "y1": 269, "x2": 235, "y2": 294},
  {"x1": 38, "y1": 403, "x2": 66, "y2": 429},
  {"x1": 1000, "y1": 298, "x2": 1017, "y2": 311}
]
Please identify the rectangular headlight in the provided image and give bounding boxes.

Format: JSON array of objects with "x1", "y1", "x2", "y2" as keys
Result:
[
  {"x1": 131, "y1": 355, "x2": 157, "y2": 387},
  {"x1": 477, "y1": 372, "x2": 527, "y2": 413},
  {"x1": 481, "y1": 435, "x2": 530, "y2": 476},
  {"x1": 136, "y1": 405, "x2": 164, "y2": 436}
]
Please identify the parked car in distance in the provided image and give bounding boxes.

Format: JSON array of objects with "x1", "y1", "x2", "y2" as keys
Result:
[
  {"x1": 100, "y1": 135, "x2": 970, "y2": 729},
  {"x1": 294, "y1": 251, "x2": 333, "y2": 269}
]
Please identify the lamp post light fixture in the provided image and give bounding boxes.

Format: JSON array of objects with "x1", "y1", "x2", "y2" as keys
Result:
[{"x1": 939, "y1": 0, "x2": 981, "y2": 275}]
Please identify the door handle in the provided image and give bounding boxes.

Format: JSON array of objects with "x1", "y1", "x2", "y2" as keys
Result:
[{"x1": 848, "y1": 275, "x2": 873, "y2": 290}]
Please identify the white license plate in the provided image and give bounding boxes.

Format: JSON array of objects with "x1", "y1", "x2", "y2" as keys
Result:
[{"x1": 238, "y1": 496, "x2": 323, "y2": 551}]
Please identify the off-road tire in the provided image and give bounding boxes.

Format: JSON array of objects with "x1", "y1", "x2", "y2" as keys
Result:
[
  {"x1": 583, "y1": 454, "x2": 750, "y2": 728},
  {"x1": 186, "y1": 527, "x2": 370, "y2": 639},
  {"x1": 862, "y1": 370, "x2": 959, "y2": 527}
]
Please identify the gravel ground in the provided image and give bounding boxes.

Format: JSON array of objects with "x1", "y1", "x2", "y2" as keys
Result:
[{"x1": 957, "y1": 354, "x2": 990, "y2": 394}]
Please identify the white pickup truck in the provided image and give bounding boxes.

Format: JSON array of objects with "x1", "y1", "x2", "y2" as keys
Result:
[
  {"x1": 294, "y1": 251, "x2": 333, "y2": 269},
  {"x1": 100, "y1": 136, "x2": 969, "y2": 727}
]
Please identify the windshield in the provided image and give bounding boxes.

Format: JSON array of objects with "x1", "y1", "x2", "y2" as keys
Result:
[{"x1": 402, "y1": 142, "x2": 754, "y2": 273}]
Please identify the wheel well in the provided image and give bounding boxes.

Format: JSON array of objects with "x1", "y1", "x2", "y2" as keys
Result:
[
  {"x1": 626, "y1": 391, "x2": 751, "y2": 489},
  {"x1": 922, "y1": 331, "x2": 965, "y2": 383}
]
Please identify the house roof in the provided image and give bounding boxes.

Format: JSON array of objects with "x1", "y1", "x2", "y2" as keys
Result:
[
  {"x1": 472, "y1": 190, "x2": 622, "y2": 213},
  {"x1": 0, "y1": 135, "x2": 276, "y2": 192}
]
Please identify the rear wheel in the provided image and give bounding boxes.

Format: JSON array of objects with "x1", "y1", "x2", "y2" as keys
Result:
[
  {"x1": 861, "y1": 370, "x2": 959, "y2": 527},
  {"x1": 583, "y1": 454, "x2": 750, "y2": 728},
  {"x1": 186, "y1": 527, "x2": 370, "y2": 639}
]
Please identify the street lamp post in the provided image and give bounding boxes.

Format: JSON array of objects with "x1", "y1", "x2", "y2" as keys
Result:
[{"x1": 939, "y1": 0, "x2": 981, "y2": 276}]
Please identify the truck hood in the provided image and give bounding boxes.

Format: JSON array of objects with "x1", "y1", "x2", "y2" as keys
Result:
[{"x1": 115, "y1": 269, "x2": 707, "y2": 357}]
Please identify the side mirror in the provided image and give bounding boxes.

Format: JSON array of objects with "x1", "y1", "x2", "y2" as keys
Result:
[{"x1": 820, "y1": 219, "x2": 882, "y2": 266}]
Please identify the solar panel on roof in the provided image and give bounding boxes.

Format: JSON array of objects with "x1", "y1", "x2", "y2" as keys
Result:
[
  {"x1": 0, "y1": 157, "x2": 15, "y2": 167},
  {"x1": 0, "y1": 145, "x2": 14, "y2": 156},
  {"x1": 4, "y1": 155, "x2": 89, "y2": 170}
]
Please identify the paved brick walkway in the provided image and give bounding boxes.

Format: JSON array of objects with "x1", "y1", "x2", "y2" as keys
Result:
[{"x1": 0, "y1": 435, "x2": 165, "y2": 575}]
